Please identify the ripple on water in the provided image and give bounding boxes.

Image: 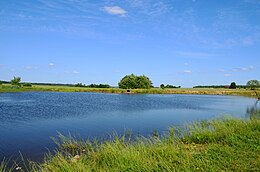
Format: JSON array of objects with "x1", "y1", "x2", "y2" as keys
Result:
[{"x1": 0, "y1": 92, "x2": 257, "y2": 163}]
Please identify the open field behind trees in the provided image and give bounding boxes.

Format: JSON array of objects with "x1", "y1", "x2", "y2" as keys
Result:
[{"x1": 0, "y1": 84, "x2": 259, "y2": 98}]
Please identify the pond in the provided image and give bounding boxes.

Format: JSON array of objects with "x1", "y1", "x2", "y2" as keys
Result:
[{"x1": 0, "y1": 92, "x2": 257, "y2": 162}]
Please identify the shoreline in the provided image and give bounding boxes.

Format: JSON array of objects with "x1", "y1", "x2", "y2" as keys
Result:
[{"x1": 0, "y1": 84, "x2": 258, "y2": 98}]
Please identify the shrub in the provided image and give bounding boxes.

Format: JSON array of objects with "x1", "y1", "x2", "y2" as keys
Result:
[
  {"x1": 247, "y1": 80, "x2": 260, "y2": 90},
  {"x1": 10, "y1": 76, "x2": 21, "y2": 87},
  {"x1": 229, "y1": 82, "x2": 236, "y2": 89},
  {"x1": 119, "y1": 74, "x2": 153, "y2": 89},
  {"x1": 160, "y1": 84, "x2": 165, "y2": 89},
  {"x1": 87, "y1": 84, "x2": 110, "y2": 88},
  {"x1": 23, "y1": 83, "x2": 32, "y2": 87}
]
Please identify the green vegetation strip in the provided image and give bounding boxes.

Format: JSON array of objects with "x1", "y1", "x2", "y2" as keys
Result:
[
  {"x1": 0, "y1": 84, "x2": 258, "y2": 98},
  {"x1": 2, "y1": 117, "x2": 260, "y2": 171}
]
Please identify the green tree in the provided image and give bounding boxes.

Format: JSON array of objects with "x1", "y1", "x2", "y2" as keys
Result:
[
  {"x1": 247, "y1": 80, "x2": 260, "y2": 90},
  {"x1": 118, "y1": 74, "x2": 137, "y2": 89},
  {"x1": 229, "y1": 82, "x2": 237, "y2": 89},
  {"x1": 0, "y1": 80, "x2": 2, "y2": 85},
  {"x1": 136, "y1": 75, "x2": 153, "y2": 89},
  {"x1": 118, "y1": 74, "x2": 153, "y2": 89},
  {"x1": 160, "y1": 84, "x2": 165, "y2": 89},
  {"x1": 11, "y1": 76, "x2": 21, "y2": 87}
]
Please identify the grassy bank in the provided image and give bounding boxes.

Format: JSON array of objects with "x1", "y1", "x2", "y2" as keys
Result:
[
  {"x1": 0, "y1": 84, "x2": 258, "y2": 97},
  {"x1": 2, "y1": 117, "x2": 260, "y2": 171}
]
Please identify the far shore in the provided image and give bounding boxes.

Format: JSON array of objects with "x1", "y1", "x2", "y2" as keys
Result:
[{"x1": 0, "y1": 84, "x2": 259, "y2": 98}]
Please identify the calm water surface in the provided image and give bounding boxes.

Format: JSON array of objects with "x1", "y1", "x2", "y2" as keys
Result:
[{"x1": 0, "y1": 92, "x2": 257, "y2": 162}]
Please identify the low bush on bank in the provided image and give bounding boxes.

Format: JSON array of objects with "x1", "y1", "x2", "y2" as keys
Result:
[{"x1": 22, "y1": 83, "x2": 32, "y2": 87}]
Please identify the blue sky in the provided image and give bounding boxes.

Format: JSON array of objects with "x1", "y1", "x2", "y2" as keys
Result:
[{"x1": 0, "y1": 0, "x2": 259, "y2": 87}]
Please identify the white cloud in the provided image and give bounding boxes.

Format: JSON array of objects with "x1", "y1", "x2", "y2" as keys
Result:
[
  {"x1": 178, "y1": 51, "x2": 219, "y2": 59},
  {"x1": 72, "y1": 71, "x2": 80, "y2": 74},
  {"x1": 184, "y1": 70, "x2": 192, "y2": 73},
  {"x1": 25, "y1": 66, "x2": 32, "y2": 70},
  {"x1": 23, "y1": 66, "x2": 39, "y2": 70},
  {"x1": 248, "y1": 66, "x2": 254, "y2": 70},
  {"x1": 218, "y1": 69, "x2": 225, "y2": 72},
  {"x1": 224, "y1": 74, "x2": 232, "y2": 77},
  {"x1": 65, "y1": 70, "x2": 80, "y2": 74},
  {"x1": 103, "y1": 6, "x2": 127, "y2": 17},
  {"x1": 219, "y1": 66, "x2": 255, "y2": 73},
  {"x1": 232, "y1": 66, "x2": 254, "y2": 72},
  {"x1": 244, "y1": 0, "x2": 260, "y2": 4},
  {"x1": 184, "y1": 63, "x2": 189, "y2": 66},
  {"x1": 48, "y1": 63, "x2": 55, "y2": 67}
]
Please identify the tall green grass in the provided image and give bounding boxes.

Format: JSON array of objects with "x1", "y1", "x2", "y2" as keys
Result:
[
  {"x1": 5, "y1": 118, "x2": 254, "y2": 171},
  {"x1": 0, "y1": 159, "x2": 14, "y2": 172},
  {"x1": 0, "y1": 160, "x2": 7, "y2": 172}
]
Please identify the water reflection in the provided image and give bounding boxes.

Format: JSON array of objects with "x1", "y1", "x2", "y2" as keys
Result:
[{"x1": 246, "y1": 100, "x2": 260, "y2": 119}]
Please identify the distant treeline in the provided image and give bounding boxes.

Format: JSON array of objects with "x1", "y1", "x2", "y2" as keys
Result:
[
  {"x1": 75, "y1": 83, "x2": 111, "y2": 88},
  {"x1": 160, "y1": 84, "x2": 181, "y2": 89},
  {"x1": 1, "y1": 81, "x2": 74, "y2": 87},
  {"x1": 1, "y1": 81, "x2": 111, "y2": 88},
  {"x1": 193, "y1": 85, "x2": 259, "y2": 89}
]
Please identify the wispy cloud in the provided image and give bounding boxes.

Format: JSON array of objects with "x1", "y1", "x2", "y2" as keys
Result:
[
  {"x1": 218, "y1": 69, "x2": 226, "y2": 72},
  {"x1": 72, "y1": 71, "x2": 80, "y2": 74},
  {"x1": 179, "y1": 51, "x2": 215, "y2": 57},
  {"x1": 232, "y1": 66, "x2": 254, "y2": 72},
  {"x1": 242, "y1": 36, "x2": 254, "y2": 46},
  {"x1": 218, "y1": 65, "x2": 255, "y2": 73},
  {"x1": 1, "y1": 0, "x2": 260, "y2": 50},
  {"x1": 207, "y1": 4, "x2": 260, "y2": 48},
  {"x1": 126, "y1": 0, "x2": 170, "y2": 16},
  {"x1": 23, "y1": 66, "x2": 39, "y2": 70},
  {"x1": 0, "y1": 0, "x2": 106, "y2": 35},
  {"x1": 65, "y1": 70, "x2": 80, "y2": 74},
  {"x1": 183, "y1": 70, "x2": 192, "y2": 74},
  {"x1": 103, "y1": 6, "x2": 127, "y2": 17},
  {"x1": 209, "y1": 36, "x2": 257, "y2": 49},
  {"x1": 48, "y1": 63, "x2": 55, "y2": 67},
  {"x1": 224, "y1": 73, "x2": 232, "y2": 77},
  {"x1": 244, "y1": 0, "x2": 260, "y2": 4},
  {"x1": 179, "y1": 51, "x2": 219, "y2": 59}
]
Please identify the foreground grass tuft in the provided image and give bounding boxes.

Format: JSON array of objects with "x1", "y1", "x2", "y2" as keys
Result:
[
  {"x1": 17, "y1": 118, "x2": 259, "y2": 172},
  {"x1": 0, "y1": 159, "x2": 14, "y2": 172}
]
